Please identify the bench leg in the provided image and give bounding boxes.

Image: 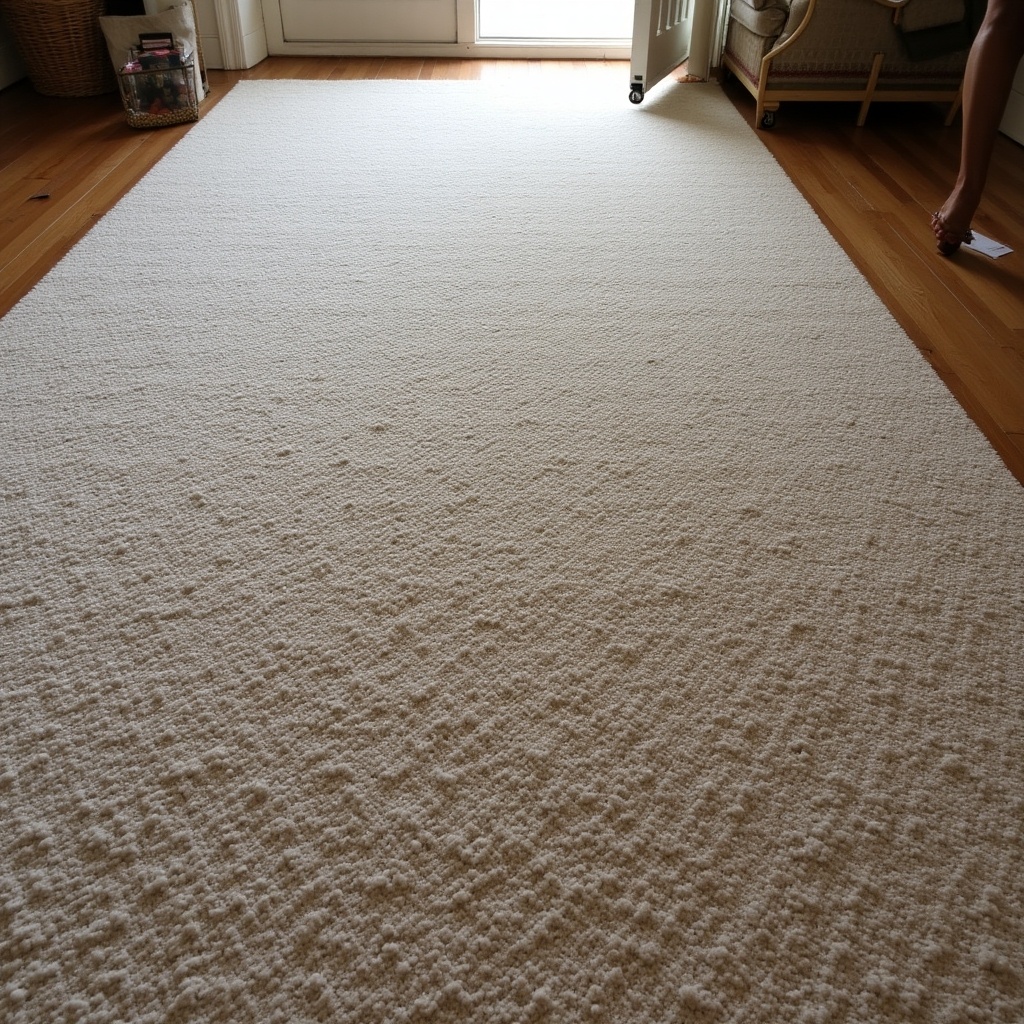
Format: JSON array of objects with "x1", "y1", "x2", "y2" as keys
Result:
[{"x1": 857, "y1": 52, "x2": 885, "y2": 127}]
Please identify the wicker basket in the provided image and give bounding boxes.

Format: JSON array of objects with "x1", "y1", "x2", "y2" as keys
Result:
[
  {"x1": 0, "y1": 0, "x2": 116, "y2": 96},
  {"x1": 117, "y1": 53, "x2": 199, "y2": 129}
]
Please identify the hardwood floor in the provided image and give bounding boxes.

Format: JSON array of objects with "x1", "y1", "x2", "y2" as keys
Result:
[
  {"x1": 2, "y1": 57, "x2": 1022, "y2": 484},
  {"x1": 727, "y1": 77, "x2": 1024, "y2": 488}
]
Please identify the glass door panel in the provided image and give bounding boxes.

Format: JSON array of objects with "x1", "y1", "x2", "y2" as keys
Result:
[{"x1": 478, "y1": 0, "x2": 632, "y2": 40}]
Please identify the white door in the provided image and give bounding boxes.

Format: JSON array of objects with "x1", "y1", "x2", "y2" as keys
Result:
[
  {"x1": 629, "y1": 0, "x2": 692, "y2": 103},
  {"x1": 278, "y1": 0, "x2": 457, "y2": 43}
]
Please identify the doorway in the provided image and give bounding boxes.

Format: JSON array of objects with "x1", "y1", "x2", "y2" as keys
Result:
[{"x1": 477, "y1": 0, "x2": 632, "y2": 41}]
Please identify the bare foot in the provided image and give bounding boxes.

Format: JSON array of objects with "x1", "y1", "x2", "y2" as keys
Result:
[
  {"x1": 931, "y1": 210, "x2": 974, "y2": 256},
  {"x1": 932, "y1": 187, "x2": 979, "y2": 244}
]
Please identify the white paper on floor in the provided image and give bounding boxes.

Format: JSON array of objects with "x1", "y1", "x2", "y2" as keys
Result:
[{"x1": 965, "y1": 231, "x2": 1013, "y2": 258}]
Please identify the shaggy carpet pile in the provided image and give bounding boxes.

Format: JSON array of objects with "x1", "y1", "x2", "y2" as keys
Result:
[{"x1": 1, "y1": 79, "x2": 1022, "y2": 1024}]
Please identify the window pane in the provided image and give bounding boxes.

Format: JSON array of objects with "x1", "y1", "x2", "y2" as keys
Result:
[{"x1": 478, "y1": 0, "x2": 632, "y2": 40}]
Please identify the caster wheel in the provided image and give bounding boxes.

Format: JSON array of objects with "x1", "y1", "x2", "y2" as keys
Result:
[
  {"x1": 759, "y1": 110, "x2": 776, "y2": 129},
  {"x1": 629, "y1": 88, "x2": 643, "y2": 105}
]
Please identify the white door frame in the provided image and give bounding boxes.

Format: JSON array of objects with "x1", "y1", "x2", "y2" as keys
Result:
[
  {"x1": 218, "y1": 0, "x2": 727, "y2": 70},
  {"x1": 213, "y1": 0, "x2": 270, "y2": 68}
]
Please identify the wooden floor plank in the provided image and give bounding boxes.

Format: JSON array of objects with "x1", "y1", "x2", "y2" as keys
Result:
[
  {"x1": 728, "y1": 79, "x2": 1024, "y2": 482},
  {"x1": 829, "y1": 150, "x2": 1024, "y2": 338},
  {"x1": 375, "y1": 57, "x2": 426, "y2": 80},
  {"x1": 326, "y1": 57, "x2": 386, "y2": 80}
]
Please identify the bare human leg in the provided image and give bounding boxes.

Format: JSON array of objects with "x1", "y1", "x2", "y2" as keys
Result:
[{"x1": 931, "y1": 0, "x2": 1024, "y2": 254}]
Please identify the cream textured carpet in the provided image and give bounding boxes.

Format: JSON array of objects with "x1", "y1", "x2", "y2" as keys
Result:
[{"x1": 2, "y1": 79, "x2": 1023, "y2": 1024}]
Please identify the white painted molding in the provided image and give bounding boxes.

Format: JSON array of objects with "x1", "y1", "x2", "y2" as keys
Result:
[
  {"x1": 215, "y1": 0, "x2": 268, "y2": 69},
  {"x1": 213, "y1": 0, "x2": 245, "y2": 67}
]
